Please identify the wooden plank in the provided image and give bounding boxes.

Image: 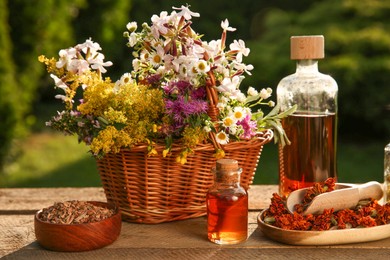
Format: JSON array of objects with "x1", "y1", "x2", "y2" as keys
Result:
[
  {"x1": 248, "y1": 185, "x2": 277, "y2": 210},
  {"x1": 2, "y1": 214, "x2": 390, "y2": 259},
  {"x1": 2, "y1": 186, "x2": 390, "y2": 259},
  {"x1": 0, "y1": 188, "x2": 106, "y2": 212},
  {"x1": 0, "y1": 185, "x2": 276, "y2": 212},
  {"x1": 0, "y1": 215, "x2": 35, "y2": 258},
  {"x1": 5, "y1": 248, "x2": 390, "y2": 260}
]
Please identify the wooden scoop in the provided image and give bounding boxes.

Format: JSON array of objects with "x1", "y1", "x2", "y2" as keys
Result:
[{"x1": 286, "y1": 181, "x2": 384, "y2": 215}]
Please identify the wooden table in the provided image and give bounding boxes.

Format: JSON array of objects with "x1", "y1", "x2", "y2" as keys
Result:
[{"x1": 1, "y1": 185, "x2": 389, "y2": 259}]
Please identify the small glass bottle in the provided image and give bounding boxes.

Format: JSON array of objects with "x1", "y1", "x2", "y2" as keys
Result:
[
  {"x1": 207, "y1": 159, "x2": 248, "y2": 244},
  {"x1": 277, "y1": 35, "x2": 338, "y2": 196},
  {"x1": 384, "y1": 143, "x2": 390, "y2": 203}
]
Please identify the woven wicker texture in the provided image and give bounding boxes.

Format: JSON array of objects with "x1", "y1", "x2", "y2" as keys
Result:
[{"x1": 96, "y1": 129, "x2": 273, "y2": 223}]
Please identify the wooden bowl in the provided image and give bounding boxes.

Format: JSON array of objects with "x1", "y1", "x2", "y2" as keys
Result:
[{"x1": 34, "y1": 201, "x2": 121, "y2": 252}]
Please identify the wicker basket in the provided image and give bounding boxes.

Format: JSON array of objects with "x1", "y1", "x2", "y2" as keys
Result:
[
  {"x1": 96, "y1": 129, "x2": 273, "y2": 223},
  {"x1": 96, "y1": 77, "x2": 274, "y2": 223}
]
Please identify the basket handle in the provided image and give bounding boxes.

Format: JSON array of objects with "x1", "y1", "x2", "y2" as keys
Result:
[
  {"x1": 204, "y1": 71, "x2": 223, "y2": 150},
  {"x1": 206, "y1": 71, "x2": 219, "y2": 122}
]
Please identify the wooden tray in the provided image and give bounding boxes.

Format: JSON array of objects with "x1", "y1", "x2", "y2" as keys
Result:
[{"x1": 257, "y1": 209, "x2": 390, "y2": 246}]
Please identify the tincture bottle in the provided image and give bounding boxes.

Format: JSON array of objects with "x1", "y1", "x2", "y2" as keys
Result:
[
  {"x1": 207, "y1": 159, "x2": 248, "y2": 244},
  {"x1": 277, "y1": 35, "x2": 338, "y2": 196}
]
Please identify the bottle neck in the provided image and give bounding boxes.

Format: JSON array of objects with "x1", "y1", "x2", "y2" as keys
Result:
[
  {"x1": 214, "y1": 170, "x2": 242, "y2": 186},
  {"x1": 296, "y1": 59, "x2": 319, "y2": 74}
]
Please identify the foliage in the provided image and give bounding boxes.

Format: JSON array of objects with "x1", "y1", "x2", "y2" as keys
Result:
[
  {"x1": 1, "y1": 0, "x2": 131, "y2": 174},
  {"x1": 40, "y1": 6, "x2": 295, "y2": 164},
  {"x1": 0, "y1": 0, "x2": 18, "y2": 170},
  {"x1": 73, "y1": 0, "x2": 132, "y2": 79},
  {"x1": 246, "y1": 0, "x2": 390, "y2": 138},
  {"x1": 8, "y1": 0, "x2": 86, "y2": 113},
  {"x1": 2, "y1": 0, "x2": 389, "y2": 177}
]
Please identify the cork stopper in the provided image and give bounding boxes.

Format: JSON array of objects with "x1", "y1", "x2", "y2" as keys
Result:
[
  {"x1": 216, "y1": 159, "x2": 239, "y2": 172},
  {"x1": 290, "y1": 35, "x2": 324, "y2": 60}
]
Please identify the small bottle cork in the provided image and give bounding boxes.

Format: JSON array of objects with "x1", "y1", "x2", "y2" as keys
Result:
[
  {"x1": 216, "y1": 159, "x2": 239, "y2": 172},
  {"x1": 290, "y1": 35, "x2": 324, "y2": 60}
]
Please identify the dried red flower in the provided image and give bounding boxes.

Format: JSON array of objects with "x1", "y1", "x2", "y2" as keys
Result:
[{"x1": 263, "y1": 178, "x2": 390, "y2": 231}]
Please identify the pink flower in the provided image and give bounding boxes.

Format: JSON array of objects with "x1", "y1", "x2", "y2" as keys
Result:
[{"x1": 237, "y1": 115, "x2": 257, "y2": 139}]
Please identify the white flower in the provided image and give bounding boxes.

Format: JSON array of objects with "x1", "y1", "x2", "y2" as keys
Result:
[
  {"x1": 151, "y1": 11, "x2": 170, "y2": 37},
  {"x1": 150, "y1": 45, "x2": 165, "y2": 66},
  {"x1": 218, "y1": 96, "x2": 230, "y2": 106},
  {"x1": 55, "y1": 94, "x2": 67, "y2": 101},
  {"x1": 156, "y1": 65, "x2": 166, "y2": 75},
  {"x1": 232, "y1": 107, "x2": 246, "y2": 121},
  {"x1": 172, "y1": 5, "x2": 200, "y2": 20},
  {"x1": 268, "y1": 101, "x2": 276, "y2": 107},
  {"x1": 222, "y1": 116, "x2": 236, "y2": 127},
  {"x1": 89, "y1": 53, "x2": 113, "y2": 73},
  {"x1": 171, "y1": 55, "x2": 188, "y2": 72},
  {"x1": 233, "y1": 61, "x2": 254, "y2": 75},
  {"x1": 127, "y1": 32, "x2": 138, "y2": 47},
  {"x1": 216, "y1": 76, "x2": 243, "y2": 100},
  {"x1": 221, "y1": 19, "x2": 236, "y2": 32},
  {"x1": 67, "y1": 59, "x2": 89, "y2": 74},
  {"x1": 204, "y1": 40, "x2": 222, "y2": 57},
  {"x1": 189, "y1": 43, "x2": 206, "y2": 59},
  {"x1": 132, "y1": 58, "x2": 141, "y2": 71},
  {"x1": 229, "y1": 125, "x2": 238, "y2": 135},
  {"x1": 216, "y1": 131, "x2": 229, "y2": 144},
  {"x1": 139, "y1": 50, "x2": 150, "y2": 62},
  {"x1": 217, "y1": 102, "x2": 226, "y2": 110},
  {"x1": 229, "y1": 39, "x2": 250, "y2": 62},
  {"x1": 119, "y1": 73, "x2": 133, "y2": 85},
  {"x1": 217, "y1": 76, "x2": 239, "y2": 93},
  {"x1": 50, "y1": 74, "x2": 68, "y2": 92},
  {"x1": 247, "y1": 87, "x2": 258, "y2": 96},
  {"x1": 126, "y1": 22, "x2": 137, "y2": 32},
  {"x1": 194, "y1": 60, "x2": 210, "y2": 74},
  {"x1": 236, "y1": 92, "x2": 246, "y2": 102},
  {"x1": 259, "y1": 88, "x2": 272, "y2": 99},
  {"x1": 56, "y1": 48, "x2": 76, "y2": 69},
  {"x1": 203, "y1": 125, "x2": 212, "y2": 132},
  {"x1": 77, "y1": 39, "x2": 102, "y2": 55}
]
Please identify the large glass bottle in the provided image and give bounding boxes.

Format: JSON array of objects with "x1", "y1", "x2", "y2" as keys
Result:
[
  {"x1": 384, "y1": 143, "x2": 390, "y2": 203},
  {"x1": 207, "y1": 159, "x2": 248, "y2": 244},
  {"x1": 277, "y1": 35, "x2": 338, "y2": 197}
]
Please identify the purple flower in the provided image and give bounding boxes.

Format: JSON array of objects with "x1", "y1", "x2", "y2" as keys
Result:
[
  {"x1": 166, "y1": 96, "x2": 207, "y2": 117},
  {"x1": 165, "y1": 95, "x2": 208, "y2": 133},
  {"x1": 190, "y1": 87, "x2": 206, "y2": 99},
  {"x1": 163, "y1": 80, "x2": 192, "y2": 95},
  {"x1": 237, "y1": 115, "x2": 257, "y2": 139},
  {"x1": 147, "y1": 74, "x2": 162, "y2": 85}
]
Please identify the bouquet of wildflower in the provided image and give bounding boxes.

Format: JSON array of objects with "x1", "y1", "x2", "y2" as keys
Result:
[{"x1": 39, "y1": 5, "x2": 295, "y2": 164}]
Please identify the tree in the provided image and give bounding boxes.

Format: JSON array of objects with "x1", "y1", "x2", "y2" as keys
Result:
[
  {"x1": 0, "y1": 0, "x2": 18, "y2": 170},
  {"x1": 246, "y1": 0, "x2": 390, "y2": 139},
  {"x1": 0, "y1": 0, "x2": 86, "y2": 172}
]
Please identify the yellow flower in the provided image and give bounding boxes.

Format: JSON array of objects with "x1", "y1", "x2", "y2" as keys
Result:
[
  {"x1": 148, "y1": 147, "x2": 158, "y2": 156},
  {"x1": 163, "y1": 149, "x2": 170, "y2": 157},
  {"x1": 214, "y1": 149, "x2": 226, "y2": 159},
  {"x1": 176, "y1": 154, "x2": 187, "y2": 165}
]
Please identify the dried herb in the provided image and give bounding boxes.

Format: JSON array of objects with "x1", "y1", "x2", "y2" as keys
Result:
[
  {"x1": 294, "y1": 178, "x2": 336, "y2": 213},
  {"x1": 39, "y1": 201, "x2": 116, "y2": 224},
  {"x1": 263, "y1": 178, "x2": 390, "y2": 231}
]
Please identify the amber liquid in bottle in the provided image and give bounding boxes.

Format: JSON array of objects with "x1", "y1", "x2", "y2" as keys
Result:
[
  {"x1": 207, "y1": 191, "x2": 248, "y2": 244},
  {"x1": 279, "y1": 112, "x2": 337, "y2": 196}
]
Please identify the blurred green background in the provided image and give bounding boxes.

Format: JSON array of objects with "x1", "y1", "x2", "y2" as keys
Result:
[{"x1": 0, "y1": 0, "x2": 389, "y2": 188}]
